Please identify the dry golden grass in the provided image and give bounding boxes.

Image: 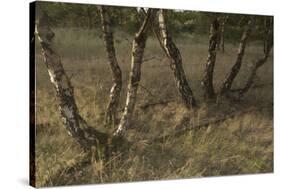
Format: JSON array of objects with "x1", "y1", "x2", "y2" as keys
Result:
[{"x1": 34, "y1": 28, "x2": 273, "y2": 187}]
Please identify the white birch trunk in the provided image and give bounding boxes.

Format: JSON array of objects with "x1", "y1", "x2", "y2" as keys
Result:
[
  {"x1": 201, "y1": 17, "x2": 220, "y2": 99},
  {"x1": 158, "y1": 9, "x2": 196, "y2": 108},
  {"x1": 114, "y1": 9, "x2": 155, "y2": 137},
  {"x1": 36, "y1": 12, "x2": 109, "y2": 149}
]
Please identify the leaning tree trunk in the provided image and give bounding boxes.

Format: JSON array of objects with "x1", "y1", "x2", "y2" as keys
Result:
[
  {"x1": 114, "y1": 9, "x2": 155, "y2": 137},
  {"x1": 219, "y1": 18, "x2": 253, "y2": 95},
  {"x1": 36, "y1": 12, "x2": 110, "y2": 150},
  {"x1": 157, "y1": 9, "x2": 196, "y2": 108},
  {"x1": 99, "y1": 6, "x2": 122, "y2": 127},
  {"x1": 201, "y1": 17, "x2": 220, "y2": 99},
  {"x1": 239, "y1": 17, "x2": 273, "y2": 97}
]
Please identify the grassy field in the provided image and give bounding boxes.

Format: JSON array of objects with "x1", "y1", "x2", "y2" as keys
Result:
[{"x1": 35, "y1": 27, "x2": 273, "y2": 187}]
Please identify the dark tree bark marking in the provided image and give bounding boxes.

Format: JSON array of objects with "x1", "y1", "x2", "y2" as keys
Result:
[
  {"x1": 157, "y1": 9, "x2": 196, "y2": 109},
  {"x1": 36, "y1": 12, "x2": 110, "y2": 149},
  {"x1": 201, "y1": 17, "x2": 220, "y2": 99}
]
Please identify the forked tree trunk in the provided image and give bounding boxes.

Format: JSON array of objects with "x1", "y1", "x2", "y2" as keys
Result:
[
  {"x1": 201, "y1": 17, "x2": 220, "y2": 99},
  {"x1": 36, "y1": 12, "x2": 110, "y2": 149},
  {"x1": 114, "y1": 9, "x2": 155, "y2": 137},
  {"x1": 99, "y1": 6, "x2": 122, "y2": 127},
  {"x1": 219, "y1": 18, "x2": 253, "y2": 95},
  {"x1": 239, "y1": 17, "x2": 273, "y2": 97},
  {"x1": 157, "y1": 9, "x2": 196, "y2": 108}
]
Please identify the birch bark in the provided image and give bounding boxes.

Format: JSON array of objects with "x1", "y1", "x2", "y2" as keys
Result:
[
  {"x1": 201, "y1": 17, "x2": 220, "y2": 99},
  {"x1": 114, "y1": 9, "x2": 155, "y2": 136},
  {"x1": 239, "y1": 17, "x2": 273, "y2": 97},
  {"x1": 36, "y1": 12, "x2": 109, "y2": 149},
  {"x1": 157, "y1": 9, "x2": 196, "y2": 108},
  {"x1": 219, "y1": 18, "x2": 253, "y2": 95},
  {"x1": 99, "y1": 6, "x2": 122, "y2": 127}
]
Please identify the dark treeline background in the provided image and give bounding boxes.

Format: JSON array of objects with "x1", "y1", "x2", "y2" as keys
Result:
[{"x1": 38, "y1": 1, "x2": 271, "y2": 43}]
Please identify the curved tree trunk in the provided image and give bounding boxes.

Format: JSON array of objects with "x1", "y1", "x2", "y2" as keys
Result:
[
  {"x1": 36, "y1": 12, "x2": 110, "y2": 150},
  {"x1": 157, "y1": 9, "x2": 196, "y2": 108},
  {"x1": 114, "y1": 9, "x2": 155, "y2": 137},
  {"x1": 201, "y1": 17, "x2": 220, "y2": 99},
  {"x1": 239, "y1": 17, "x2": 273, "y2": 97},
  {"x1": 219, "y1": 18, "x2": 253, "y2": 95},
  {"x1": 99, "y1": 6, "x2": 122, "y2": 127}
]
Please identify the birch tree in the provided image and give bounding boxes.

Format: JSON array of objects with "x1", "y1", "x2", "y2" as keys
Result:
[
  {"x1": 157, "y1": 9, "x2": 196, "y2": 108},
  {"x1": 239, "y1": 17, "x2": 273, "y2": 97},
  {"x1": 114, "y1": 9, "x2": 156, "y2": 137},
  {"x1": 219, "y1": 18, "x2": 253, "y2": 95},
  {"x1": 201, "y1": 17, "x2": 220, "y2": 99},
  {"x1": 35, "y1": 11, "x2": 125, "y2": 150},
  {"x1": 99, "y1": 6, "x2": 122, "y2": 127}
]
